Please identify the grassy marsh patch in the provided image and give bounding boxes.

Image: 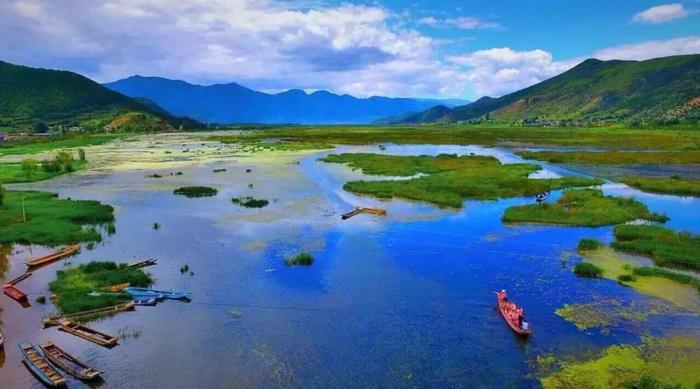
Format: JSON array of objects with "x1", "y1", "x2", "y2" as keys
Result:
[
  {"x1": 0, "y1": 134, "x2": 120, "y2": 156},
  {"x1": 49, "y1": 261, "x2": 152, "y2": 314},
  {"x1": 612, "y1": 225, "x2": 700, "y2": 271},
  {"x1": 502, "y1": 189, "x2": 668, "y2": 226},
  {"x1": 574, "y1": 262, "x2": 604, "y2": 278},
  {"x1": 231, "y1": 196, "x2": 269, "y2": 208},
  {"x1": 0, "y1": 190, "x2": 114, "y2": 245},
  {"x1": 622, "y1": 176, "x2": 700, "y2": 197},
  {"x1": 518, "y1": 150, "x2": 700, "y2": 164},
  {"x1": 578, "y1": 238, "x2": 603, "y2": 252},
  {"x1": 284, "y1": 252, "x2": 314, "y2": 266},
  {"x1": 555, "y1": 301, "x2": 648, "y2": 332},
  {"x1": 320, "y1": 153, "x2": 602, "y2": 207},
  {"x1": 173, "y1": 186, "x2": 218, "y2": 198}
]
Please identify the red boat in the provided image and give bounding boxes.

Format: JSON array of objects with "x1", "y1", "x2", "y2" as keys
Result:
[
  {"x1": 496, "y1": 290, "x2": 532, "y2": 337},
  {"x1": 4, "y1": 284, "x2": 28, "y2": 301}
]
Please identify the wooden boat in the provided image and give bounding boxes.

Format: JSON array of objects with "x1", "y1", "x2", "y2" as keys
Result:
[
  {"x1": 105, "y1": 282, "x2": 130, "y2": 292},
  {"x1": 0, "y1": 328, "x2": 4, "y2": 348},
  {"x1": 6, "y1": 272, "x2": 32, "y2": 285},
  {"x1": 25, "y1": 245, "x2": 80, "y2": 268},
  {"x1": 57, "y1": 319, "x2": 118, "y2": 347},
  {"x1": 496, "y1": 290, "x2": 532, "y2": 337},
  {"x1": 341, "y1": 207, "x2": 387, "y2": 220},
  {"x1": 18, "y1": 341, "x2": 66, "y2": 387},
  {"x1": 3, "y1": 284, "x2": 28, "y2": 301},
  {"x1": 129, "y1": 258, "x2": 157, "y2": 269},
  {"x1": 124, "y1": 287, "x2": 190, "y2": 300},
  {"x1": 43, "y1": 302, "x2": 136, "y2": 326},
  {"x1": 40, "y1": 341, "x2": 103, "y2": 380}
]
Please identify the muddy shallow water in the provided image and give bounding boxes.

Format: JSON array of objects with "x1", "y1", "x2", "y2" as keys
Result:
[{"x1": 0, "y1": 134, "x2": 698, "y2": 388}]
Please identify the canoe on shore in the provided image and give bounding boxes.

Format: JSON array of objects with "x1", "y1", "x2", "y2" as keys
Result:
[
  {"x1": 129, "y1": 258, "x2": 158, "y2": 269},
  {"x1": 496, "y1": 290, "x2": 532, "y2": 337},
  {"x1": 18, "y1": 341, "x2": 66, "y2": 387},
  {"x1": 25, "y1": 245, "x2": 80, "y2": 268},
  {"x1": 40, "y1": 341, "x2": 103, "y2": 381},
  {"x1": 124, "y1": 287, "x2": 190, "y2": 300},
  {"x1": 57, "y1": 319, "x2": 118, "y2": 347}
]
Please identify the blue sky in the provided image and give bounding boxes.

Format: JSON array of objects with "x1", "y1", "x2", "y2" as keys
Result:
[{"x1": 0, "y1": 0, "x2": 698, "y2": 100}]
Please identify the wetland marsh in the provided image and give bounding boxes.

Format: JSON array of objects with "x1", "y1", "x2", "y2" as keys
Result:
[{"x1": 0, "y1": 129, "x2": 699, "y2": 388}]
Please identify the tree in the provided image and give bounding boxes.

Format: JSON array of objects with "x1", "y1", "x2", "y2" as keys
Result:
[{"x1": 35, "y1": 121, "x2": 49, "y2": 133}]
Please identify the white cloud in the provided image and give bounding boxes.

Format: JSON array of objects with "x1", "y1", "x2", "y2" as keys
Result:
[
  {"x1": 448, "y1": 48, "x2": 577, "y2": 97},
  {"x1": 593, "y1": 35, "x2": 700, "y2": 60},
  {"x1": 0, "y1": 0, "x2": 467, "y2": 98},
  {"x1": 632, "y1": 3, "x2": 689, "y2": 24},
  {"x1": 417, "y1": 15, "x2": 501, "y2": 30}
]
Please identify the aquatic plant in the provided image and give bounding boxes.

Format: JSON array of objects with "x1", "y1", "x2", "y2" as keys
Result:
[
  {"x1": 231, "y1": 196, "x2": 269, "y2": 208},
  {"x1": 517, "y1": 150, "x2": 700, "y2": 165},
  {"x1": 173, "y1": 186, "x2": 218, "y2": 198},
  {"x1": 35, "y1": 296, "x2": 46, "y2": 304},
  {"x1": 320, "y1": 153, "x2": 602, "y2": 207},
  {"x1": 153, "y1": 222, "x2": 160, "y2": 230},
  {"x1": 633, "y1": 267, "x2": 700, "y2": 294},
  {"x1": 107, "y1": 223, "x2": 116, "y2": 234},
  {"x1": 578, "y1": 238, "x2": 603, "y2": 252},
  {"x1": 213, "y1": 168, "x2": 227, "y2": 173},
  {"x1": 0, "y1": 190, "x2": 114, "y2": 245},
  {"x1": 180, "y1": 264, "x2": 189, "y2": 273},
  {"x1": 612, "y1": 225, "x2": 699, "y2": 271},
  {"x1": 574, "y1": 262, "x2": 604, "y2": 278},
  {"x1": 147, "y1": 173, "x2": 163, "y2": 178},
  {"x1": 618, "y1": 274, "x2": 637, "y2": 282},
  {"x1": 503, "y1": 189, "x2": 668, "y2": 226},
  {"x1": 284, "y1": 252, "x2": 314, "y2": 266},
  {"x1": 49, "y1": 261, "x2": 152, "y2": 314},
  {"x1": 622, "y1": 176, "x2": 700, "y2": 197}
]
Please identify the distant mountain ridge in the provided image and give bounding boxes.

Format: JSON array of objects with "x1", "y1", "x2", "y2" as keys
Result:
[
  {"x1": 0, "y1": 60, "x2": 198, "y2": 132},
  {"x1": 104, "y1": 76, "x2": 468, "y2": 124},
  {"x1": 385, "y1": 54, "x2": 700, "y2": 125}
]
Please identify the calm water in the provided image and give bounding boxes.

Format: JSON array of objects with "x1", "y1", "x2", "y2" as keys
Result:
[{"x1": 1, "y1": 139, "x2": 699, "y2": 388}]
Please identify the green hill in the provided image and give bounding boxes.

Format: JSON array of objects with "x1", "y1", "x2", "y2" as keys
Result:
[
  {"x1": 375, "y1": 105, "x2": 454, "y2": 124},
  {"x1": 391, "y1": 55, "x2": 700, "y2": 126},
  {"x1": 0, "y1": 60, "x2": 198, "y2": 132}
]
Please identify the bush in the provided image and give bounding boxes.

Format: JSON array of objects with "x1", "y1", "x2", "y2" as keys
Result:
[
  {"x1": 173, "y1": 186, "x2": 218, "y2": 198},
  {"x1": 231, "y1": 196, "x2": 269, "y2": 208},
  {"x1": 618, "y1": 274, "x2": 636, "y2": 282},
  {"x1": 577, "y1": 238, "x2": 602, "y2": 252},
  {"x1": 574, "y1": 262, "x2": 603, "y2": 278},
  {"x1": 284, "y1": 252, "x2": 314, "y2": 266}
]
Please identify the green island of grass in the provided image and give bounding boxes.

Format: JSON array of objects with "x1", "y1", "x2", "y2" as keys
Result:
[
  {"x1": 173, "y1": 186, "x2": 218, "y2": 198},
  {"x1": 231, "y1": 196, "x2": 269, "y2": 208},
  {"x1": 502, "y1": 189, "x2": 668, "y2": 226},
  {"x1": 577, "y1": 238, "x2": 603, "y2": 252},
  {"x1": 612, "y1": 225, "x2": 700, "y2": 271},
  {"x1": 622, "y1": 176, "x2": 700, "y2": 197},
  {"x1": 0, "y1": 190, "x2": 114, "y2": 245},
  {"x1": 49, "y1": 261, "x2": 152, "y2": 314},
  {"x1": 540, "y1": 337, "x2": 700, "y2": 389},
  {"x1": 284, "y1": 252, "x2": 314, "y2": 266},
  {"x1": 320, "y1": 153, "x2": 602, "y2": 207},
  {"x1": 517, "y1": 150, "x2": 700, "y2": 165},
  {"x1": 574, "y1": 262, "x2": 604, "y2": 278}
]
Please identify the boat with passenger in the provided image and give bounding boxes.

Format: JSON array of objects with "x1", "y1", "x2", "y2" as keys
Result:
[{"x1": 496, "y1": 289, "x2": 532, "y2": 337}]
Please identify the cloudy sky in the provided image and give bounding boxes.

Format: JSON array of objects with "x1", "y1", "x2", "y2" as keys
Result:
[{"x1": 1, "y1": 0, "x2": 699, "y2": 100}]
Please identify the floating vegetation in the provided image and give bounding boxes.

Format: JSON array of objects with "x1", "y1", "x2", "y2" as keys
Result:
[
  {"x1": 555, "y1": 300, "x2": 649, "y2": 332},
  {"x1": 36, "y1": 296, "x2": 46, "y2": 304},
  {"x1": 320, "y1": 153, "x2": 601, "y2": 207},
  {"x1": 612, "y1": 225, "x2": 700, "y2": 271},
  {"x1": 540, "y1": 337, "x2": 700, "y2": 388},
  {"x1": 231, "y1": 196, "x2": 269, "y2": 208},
  {"x1": 574, "y1": 262, "x2": 604, "y2": 278},
  {"x1": 213, "y1": 168, "x2": 227, "y2": 173},
  {"x1": 577, "y1": 238, "x2": 603, "y2": 252},
  {"x1": 246, "y1": 169, "x2": 252, "y2": 173},
  {"x1": 146, "y1": 173, "x2": 163, "y2": 178},
  {"x1": 0, "y1": 190, "x2": 114, "y2": 245},
  {"x1": 107, "y1": 223, "x2": 116, "y2": 235},
  {"x1": 633, "y1": 267, "x2": 700, "y2": 294},
  {"x1": 49, "y1": 261, "x2": 152, "y2": 314},
  {"x1": 284, "y1": 252, "x2": 314, "y2": 266},
  {"x1": 622, "y1": 176, "x2": 700, "y2": 197},
  {"x1": 173, "y1": 186, "x2": 218, "y2": 198},
  {"x1": 180, "y1": 264, "x2": 189, "y2": 274},
  {"x1": 503, "y1": 189, "x2": 668, "y2": 226},
  {"x1": 117, "y1": 326, "x2": 143, "y2": 340},
  {"x1": 153, "y1": 222, "x2": 160, "y2": 230}
]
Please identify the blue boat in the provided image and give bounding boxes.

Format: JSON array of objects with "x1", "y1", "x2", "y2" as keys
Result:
[
  {"x1": 18, "y1": 341, "x2": 67, "y2": 387},
  {"x1": 124, "y1": 287, "x2": 191, "y2": 300}
]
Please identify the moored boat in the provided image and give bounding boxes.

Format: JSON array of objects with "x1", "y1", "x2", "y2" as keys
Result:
[
  {"x1": 341, "y1": 207, "x2": 387, "y2": 220},
  {"x1": 57, "y1": 319, "x2": 118, "y2": 347},
  {"x1": 3, "y1": 284, "x2": 28, "y2": 301},
  {"x1": 124, "y1": 287, "x2": 190, "y2": 300},
  {"x1": 39, "y1": 341, "x2": 103, "y2": 380},
  {"x1": 25, "y1": 245, "x2": 80, "y2": 268},
  {"x1": 496, "y1": 289, "x2": 532, "y2": 337},
  {"x1": 18, "y1": 341, "x2": 66, "y2": 387},
  {"x1": 133, "y1": 297, "x2": 158, "y2": 306},
  {"x1": 43, "y1": 301, "x2": 136, "y2": 326},
  {"x1": 129, "y1": 258, "x2": 158, "y2": 269}
]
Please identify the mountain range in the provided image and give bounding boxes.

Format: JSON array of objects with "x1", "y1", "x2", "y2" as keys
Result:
[
  {"x1": 0, "y1": 60, "x2": 197, "y2": 132},
  {"x1": 104, "y1": 76, "x2": 467, "y2": 124},
  {"x1": 385, "y1": 54, "x2": 700, "y2": 125}
]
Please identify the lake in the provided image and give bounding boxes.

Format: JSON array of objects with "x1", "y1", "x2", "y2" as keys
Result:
[{"x1": 1, "y1": 134, "x2": 698, "y2": 388}]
